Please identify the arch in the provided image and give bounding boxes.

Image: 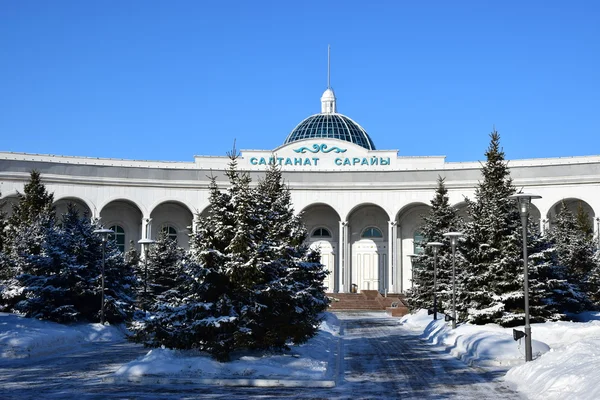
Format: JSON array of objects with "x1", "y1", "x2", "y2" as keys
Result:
[
  {"x1": 54, "y1": 196, "x2": 93, "y2": 219},
  {"x1": 395, "y1": 202, "x2": 430, "y2": 223},
  {"x1": 346, "y1": 202, "x2": 391, "y2": 223},
  {"x1": 0, "y1": 193, "x2": 19, "y2": 217},
  {"x1": 148, "y1": 198, "x2": 196, "y2": 217},
  {"x1": 302, "y1": 202, "x2": 341, "y2": 293},
  {"x1": 98, "y1": 197, "x2": 147, "y2": 218},
  {"x1": 546, "y1": 198, "x2": 595, "y2": 231},
  {"x1": 150, "y1": 200, "x2": 194, "y2": 250},
  {"x1": 300, "y1": 202, "x2": 342, "y2": 220},
  {"x1": 100, "y1": 199, "x2": 144, "y2": 253}
]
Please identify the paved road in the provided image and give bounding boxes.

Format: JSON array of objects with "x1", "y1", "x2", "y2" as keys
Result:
[{"x1": 0, "y1": 312, "x2": 523, "y2": 399}]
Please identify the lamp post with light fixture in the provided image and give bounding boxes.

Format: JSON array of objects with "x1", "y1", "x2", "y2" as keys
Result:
[
  {"x1": 407, "y1": 254, "x2": 419, "y2": 291},
  {"x1": 93, "y1": 228, "x2": 114, "y2": 324},
  {"x1": 138, "y1": 238, "x2": 155, "y2": 309},
  {"x1": 596, "y1": 217, "x2": 600, "y2": 249},
  {"x1": 509, "y1": 192, "x2": 542, "y2": 362},
  {"x1": 426, "y1": 242, "x2": 443, "y2": 320},
  {"x1": 443, "y1": 232, "x2": 463, "y2": 329}
]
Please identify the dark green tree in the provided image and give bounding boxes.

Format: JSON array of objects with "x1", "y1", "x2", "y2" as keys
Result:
[
  {"x1": 460, "y1": 130, "x2": 554, "y2": 326},
  {"x1": 407, "y1": 176, "x2": 464, "y2": 317},
  {"x1": 8, "y1": 170, "x2": 55, "y2": 230},
  {"x1": 145, "y1": 230, "x2": 185, "y2": 302},
  {"x1": 547, "y1": 202, "x2": 597, "y2": 312},
  {"x1": 131, "y1": 151, "x2": 328, "y2": 360}
]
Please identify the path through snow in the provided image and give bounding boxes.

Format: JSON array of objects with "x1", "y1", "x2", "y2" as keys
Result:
[{"x1": 0, "y1": 312, "x2": 524, "y2": 399}]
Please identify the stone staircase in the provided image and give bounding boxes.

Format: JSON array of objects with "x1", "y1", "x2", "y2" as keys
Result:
[{"x1": 327, "y1": 290, "x2": 410, "y2": 317}]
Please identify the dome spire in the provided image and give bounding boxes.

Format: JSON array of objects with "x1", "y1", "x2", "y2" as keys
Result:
[
  {"x1": 327, "y1": 44, "x2": 331, "y2": 89},
  {"x1": 321, "y1": 45, "x2": 337, "y2": 114}
]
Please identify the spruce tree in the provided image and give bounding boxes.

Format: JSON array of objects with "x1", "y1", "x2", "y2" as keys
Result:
[
  {"x1": 548, "y1": 202, "x2": 597, "y2": 312},
  {"x1": 130, "y1": 166, "x2": 241, "y2": 360},
  {"x1": 1, "y1": 171, "x2": 58, "y2": 313},
  {"x1": 8, "y1": 170, "x2": 55, "y2": 230},
  {"x1": 60, "y1": 206, "x2": 137, "y2": 323},
  {"x1": 145, "y1": 230, "x2": 185, "y2": 302},
  {"x1": 131, "y1": 152, "x2": 328, "y2": 360},
  {"x1": 0, "y1": 194, "x2": 9, "y2": 281},
  {"x1": 461, "y1": 131, "x2": 553, "y2": 326},
  {"x1": 241, "y1": 161, "x2": 329, "y2": 349},
  {"x1": 407, "y1": 176, "x2": 464, "y2": 317}
]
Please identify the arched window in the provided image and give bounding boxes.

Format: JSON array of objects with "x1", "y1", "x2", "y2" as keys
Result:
[
  {"x1": 109, "y1": 225, "x2": 125, "y2": 253},
  {"x1": 161, "y1": 225, "x2": 178, "y2": 243},
  {"x1": 413, "y1": 230, "x2": 424, "y2": 254},
  {"x1": 312, "y1": 227, "x2": 332, "y2": 238},
  {"x1": 361, "y1": 227, "x2": 383, "y2": 239}
]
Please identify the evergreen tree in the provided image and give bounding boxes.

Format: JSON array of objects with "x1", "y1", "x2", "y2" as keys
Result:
[
  {"x1": 8, "y1": 170, "x2": 55, "y2": 231},
  {"x1": 1, "y1": 171, "x2": 58, "y2": 312},
  {"x1": 59, "y1": 205, "x2": 137, "y2": 323},
  {"x1": 406, "y1": 177, "x2": 464, "y2": 317},
  {"x1": 131, "y1": 152, "x2": 328, "y2": 360},
  {"x1": 547, "y1": 202, "x2": 597, "y2": 312},
  {"x1": 1, "y1": 196, "x2": 137, "y2": 323},
  {"x1": 1, "y1": 211, "x2": 68, "y2": 318},
  {"x1": 460, "y1": 131, "x2": 554, "y2": 326},
  {"x1": 145, "y1": 230, "x2": 185, "y2": 303},
  {"x1": 575, "y1": 202, "x2": 594, "y2": 238},
  {"x1": 0, "y1": 193, "x2": 9, "y2": 281},
  {"x1": 239, "y1": 161, "x2": 329, "y2": 350}
]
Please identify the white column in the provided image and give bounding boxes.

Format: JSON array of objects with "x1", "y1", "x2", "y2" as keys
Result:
[
  {"x1": 397, "y1": 224, "x2": 403, "y2": 293},
  {"x1": 338, "y1": 220, "x2": 346, "y2": 293},
  {"x1": 387, "y1": 221, "x2": 395, "y2": 296},
  {"x1": 141, "y1": 217, "x2": 152, "y2": 240},
  {"x1": 388, "y1": 221, "x2": 397, "y2": 294},
  {"x1": 343, "y1": 221, "x2": 349, "y2": 292}
]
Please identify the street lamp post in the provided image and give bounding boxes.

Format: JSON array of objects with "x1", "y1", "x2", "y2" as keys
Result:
[
  {"x1": 426, "y1": 242, "x2": 443, "y2": 320},
  {"x1": 443, "y1": 232, "x2": 463, "y2": 329},
  {"x1": 407, "y1": 254, "x2": 419, "y2": 290},
  {"x1": 138, "y1": 238, "x2": 155, "y2": 309},
  {"x1": 93, "y1": 228, "x2": 114, "y2": 324},
  {"x1": 509, "y1": 192, "x2": 542, "y2": 362},
  {"x1": 596, "y1": 217, "x2": 600, "y2": 249}
]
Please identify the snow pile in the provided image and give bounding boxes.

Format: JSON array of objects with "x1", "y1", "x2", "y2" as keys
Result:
[
  {"x1": 400, "y1": 310, "x2": 600, "y2": 399},
  {"x1": 0, "y1": 312, "x2": 125, "y2": 359},
  {"x1": 505, "y1": 338, "x2": 600, "y2": 400},
  {"x1": 115, "y1": 313, "x2": 341, "y2": 379},
  {"x1": 402, "y1": 310, "x2": 549, "y2": 367}
]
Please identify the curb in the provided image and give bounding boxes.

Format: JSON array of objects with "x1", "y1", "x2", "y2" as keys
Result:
[{"x1": 104, "y1": 376, "x2": 336, "y2": 387}]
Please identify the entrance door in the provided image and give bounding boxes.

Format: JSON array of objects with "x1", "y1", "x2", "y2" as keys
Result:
[
  {"x1": 352, "y1": 240, "x2": 387, "y2": 292},
  {"x1": 310, "y1": 240, "x2": 336, "y2": 292}
]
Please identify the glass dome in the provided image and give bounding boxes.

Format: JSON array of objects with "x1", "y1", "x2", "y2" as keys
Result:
[{"x1": 284, "y1": 113, "x2": 376, "y2": 150}]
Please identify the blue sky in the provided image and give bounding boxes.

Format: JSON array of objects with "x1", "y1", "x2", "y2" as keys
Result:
[{"x1": 1, "y1": 1, "x2": 599, "y2": 162}]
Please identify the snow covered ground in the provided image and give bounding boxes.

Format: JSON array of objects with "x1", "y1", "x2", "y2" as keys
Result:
[
  {"x1": 399, "y1": 310, "x2": 600, "y2": 400},
  {"x1": 0, "y1": 312, "x2": 126, "y2": 359},
  {"x1": 2, "y1": 310, "x2": 600, "y2": 399},
  {"x1": 113, "y1": 312, "x2": 341, "y2": 385}
]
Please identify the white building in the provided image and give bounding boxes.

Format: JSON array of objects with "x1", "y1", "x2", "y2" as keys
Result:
[{"x1": 1, "y1": 87, "x2": 599, "y2": 294}]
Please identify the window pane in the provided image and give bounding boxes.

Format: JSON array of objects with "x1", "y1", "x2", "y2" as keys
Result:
[
  {"x1": 362, "y1": 227, "x2": 383, "y2": 238},
  {"x1": 109, "y1": 225, "x2": 126, "y2": 253}
]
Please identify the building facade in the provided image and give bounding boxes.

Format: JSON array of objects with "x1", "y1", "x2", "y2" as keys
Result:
[{"x1": 1, "y1": 87, "x2": 600, "y2": 294}]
